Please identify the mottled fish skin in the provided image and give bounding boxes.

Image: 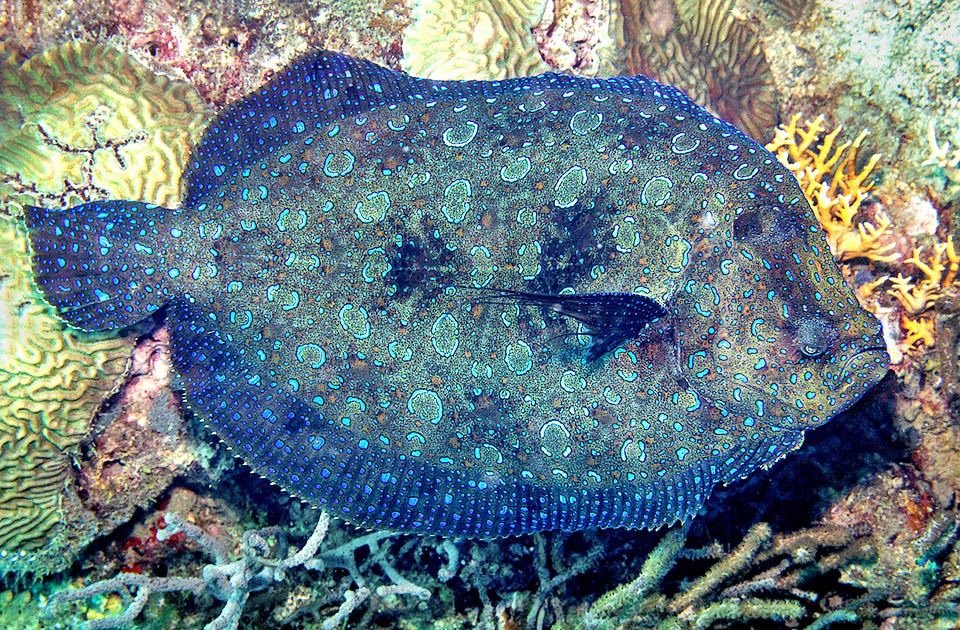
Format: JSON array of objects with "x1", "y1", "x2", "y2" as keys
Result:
[{"x1": 24, "y1": 51, "x2": 889, "y2": 538}]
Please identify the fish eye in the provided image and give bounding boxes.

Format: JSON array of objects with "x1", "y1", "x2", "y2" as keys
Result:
[{"x1": 793, "y1": 316, "x2": 832, "y2": 359}]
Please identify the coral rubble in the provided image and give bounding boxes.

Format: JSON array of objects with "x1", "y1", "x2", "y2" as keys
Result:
[
  {"x1": 47, "y1": 509, "x2": 433, "y2": 630},
  {"x1": 532, "y1": 0, "x2": 625, "y2": 78}
]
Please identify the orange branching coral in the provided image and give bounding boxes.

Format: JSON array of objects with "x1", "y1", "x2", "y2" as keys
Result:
[
  {"x1": 766, "y1": 114, "x2": 892, "y2": 263},
  {"x1": 766, "y1": 115, "x2": 960, "y2": 358},
  {"x1": 886, "y1": 238, "x2": 960, "y2": 354},
  {"x1": 899, "y1": 313, "x2": 935, "y2": 352},
  {"x1": 888, "y1": 239, "x2": 959, "y2": 316}
]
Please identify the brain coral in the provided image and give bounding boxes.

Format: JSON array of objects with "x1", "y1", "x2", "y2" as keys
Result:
[
  {"x1": 0, "y1": 42, "x2": 208, "y2": 578},
  {"x1": 402, "y1": 0, "x2": 552, "y2": 79},
  {"x1": 0, "y1": 41, "x2": 209, "y2": 212},
  {"x1": 620, "y1": 0, "x2": 779, "y2": 141},
  {"x1": 0, "y1": 217, "x2": 133, "y2": 577}
]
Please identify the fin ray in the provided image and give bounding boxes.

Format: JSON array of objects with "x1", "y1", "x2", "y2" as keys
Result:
[
  {"x1": 185, "y1": 49, "x2": 693, "y2": 205},
  {"x1": 459, "y1": 286, "x2": 667, "y2": 361}
]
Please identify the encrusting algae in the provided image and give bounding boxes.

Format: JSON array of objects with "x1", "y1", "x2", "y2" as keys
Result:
[{"x1": 767, "y1": 114, "x2": 960, "y2": 359}]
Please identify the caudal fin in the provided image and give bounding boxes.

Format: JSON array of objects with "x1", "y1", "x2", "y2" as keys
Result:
[{"x1": 23, "y1": 201, "x2": 182, "y2": 332}]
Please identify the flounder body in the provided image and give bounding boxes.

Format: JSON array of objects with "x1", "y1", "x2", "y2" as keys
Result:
[{"x1": 24, "y1": 51, "x2": 889, "y2": 537}]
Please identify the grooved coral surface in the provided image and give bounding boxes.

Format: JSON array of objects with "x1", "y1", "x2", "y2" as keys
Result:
[
  {"x1": 0, "y1": 41, "x2": 209, "y2": 212},
  {"x1": 402, "y1": 0, "x2": 551, "y2": 79},
  {"x1": 0, "y1": 216, "x2": 133, "y2": 573},
  {"x1": 620, "y1": 0, "x2": 779, "y2": 141},
  {"x1": 0, "y1": 41, "x2": 208, "y2": 578}
]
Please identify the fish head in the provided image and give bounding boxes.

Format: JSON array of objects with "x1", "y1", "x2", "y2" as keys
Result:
[{"x1": 676, "y1": 177, "x2": 889, "y2": 431}]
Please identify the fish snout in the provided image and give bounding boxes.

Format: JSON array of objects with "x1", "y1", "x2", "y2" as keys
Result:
[{"x1": 829, "y1": 336, "x2": 890, "y2": 395}]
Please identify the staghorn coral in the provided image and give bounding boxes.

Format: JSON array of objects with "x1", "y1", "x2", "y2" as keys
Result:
[
  {"x1": 620, "y1": 0, "x2": 779, "y2": 141},
  {"x1": 0, "y1": 216, "x2": 133, "y2": 577},
  {"x1": 555, "y1": 511, "x2": 960, "y2": 629},
  {"x1": 555, "y1": 521, "x2": 885, "y2": 630},
  {"x1": 0, "y1": 41, "x2": 209, "y2": 212},
  {"x1": 401, "y1": 0, "x2": 551, "y2": 79}
]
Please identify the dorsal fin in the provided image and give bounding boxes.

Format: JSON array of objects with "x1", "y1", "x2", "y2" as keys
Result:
[{"x1": 184, "y1": 50, "x2": 716, "y2": 205}]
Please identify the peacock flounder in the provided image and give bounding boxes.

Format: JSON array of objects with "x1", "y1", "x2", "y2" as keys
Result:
[{"x1": 24, "y1": 51, "x2": 889, "y2": 537}]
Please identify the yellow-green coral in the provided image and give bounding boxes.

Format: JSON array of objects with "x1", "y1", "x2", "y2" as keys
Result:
[
  {"x1": 0, "y1": 41, "x2": 209, "y2": 211},
  {"x1": 0, "y1": 42, "x2": 210, "y2": 577},
  {"x1": 402, "y1": 0, "x2": 551, "y2": 79},
  {"x1": 0, "y1": 217, "x2": 133, "y2": 573}
]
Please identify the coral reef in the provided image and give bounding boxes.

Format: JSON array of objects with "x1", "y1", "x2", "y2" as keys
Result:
[
  {"x1": 0, "y1": 41, "x2": 209, "y2": 212},
  {"x1": 532, "y1": 0, "x2": 625, "y2": 77},
  {"x1": 0, "y1": 39, "x2": 212, "y2": 579},
  {"x1": 0, "y1": 216, "x2": 133, "y2": 578},
  {"x1": 620, "y1": 0, "x2": 780, "y2": 140},
  {"x1": 825, "y1": 467, "x2": 960, "y2": 612},
  {"x1": 753, "y1": 0, "x2": 960, "y2": 221},
  {"x1": 0, "y1": 4, "x2": 958, "y2": 630},
  {"x1": 556, "y1": 514, "x2": 960, "y2": 629},
  {"x1": 766, "y1": 114, "x2": 890, "y2": 264},
  {"x1": 923, "y1": 121, "x2": 960, "y2": 203},
  {"x1": 0, "y1": 0, "x2": 410, "y2": 106},
  {"x1": 72, "y1": 327, "x2": 198, "y2": 534},
  {"x1": 402, "y1": 0, "x2": 551, "y2": 79}
]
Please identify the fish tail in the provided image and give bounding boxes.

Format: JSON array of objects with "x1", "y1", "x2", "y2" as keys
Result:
[{"x1": 23, "y1": 200, "x2": 185, "y2": 332}]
